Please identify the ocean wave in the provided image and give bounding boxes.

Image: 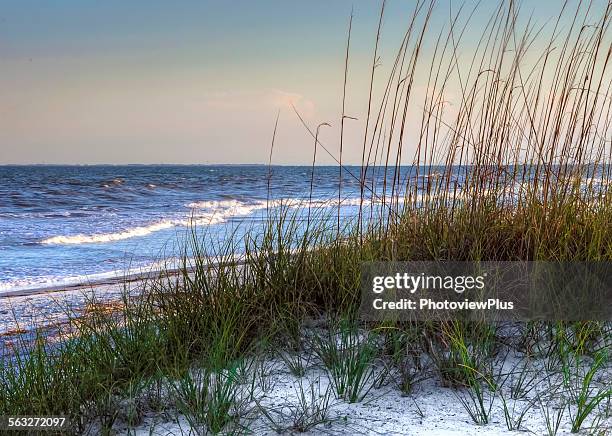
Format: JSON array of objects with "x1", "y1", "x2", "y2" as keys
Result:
[
  {"x1": 186, "y1": 199, "x2": 255, "y2": 210},
  {"x1": 40, "y1": 201, "x2": 257, "y2": 246},
  {"x1": 101, "y1": 178, "x2": 125, "y2": 189},
  {"x1": 41, "y1": 220, "x2": 180, "y2": 245},
  {"x1": 40, "y1": 196, "x2": 376, "y2": 246},
  {"x1": 186, "y1": 197, "x2": 376, "y2": 211}
]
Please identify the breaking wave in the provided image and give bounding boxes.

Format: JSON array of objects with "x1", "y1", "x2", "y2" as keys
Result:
[
  {"x1": 41, "y1": 221, "x2": 181, "y2": 245},
  {"x1": 40, "y1": 196, "x2": 375, "y2": 246}
]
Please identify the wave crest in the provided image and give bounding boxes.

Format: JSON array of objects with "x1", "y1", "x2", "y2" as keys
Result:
[
  {"x1": 41, "y1": 221, "x2": 179, "y2": 245},
  {"x1": 41, "y1": 196, "x2": 372, "y2": 246}
]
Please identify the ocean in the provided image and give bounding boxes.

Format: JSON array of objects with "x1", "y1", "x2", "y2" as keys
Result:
[
  {"x1": 1, "y1": 164, "x2": 607, "y2": 295},
  {"x1": 0, "y1": 165, "x2": 401, "y2": 294}
]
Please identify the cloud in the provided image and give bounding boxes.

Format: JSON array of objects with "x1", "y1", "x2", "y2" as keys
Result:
[
  {"x1": 203, "y1": 88, "x2": 316, "y2": 118},
  {"x1": 267, "y1": 89, "x2": 316, "y2": 118}
]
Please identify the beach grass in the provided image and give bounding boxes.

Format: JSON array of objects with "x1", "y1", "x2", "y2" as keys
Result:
[{"x1": 1, "y1": 0, "x2": 611, "y2": 434}]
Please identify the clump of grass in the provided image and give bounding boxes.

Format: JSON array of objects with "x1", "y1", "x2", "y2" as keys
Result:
[
  {"x1": 381, "y1": 325, "x2": 427, "y2": 395},
  {"x1": 539, "y1": 395, "x2": 566, "y2": 436},
  {"x1": 497, "y1": 357, "x2": 540, "y2": 431},
  {"x1": 311, "y1": 319, "x2": 378, "y2": 403},
  {"x1": 560, "y1": 347, "x2": 611, "y2": 433},
  {"x1": 455, "y1": 376, "x2": 496, "y2": 426},
  {"x1": 259, "y1": 376, "x2": 335, "y2": 433},
  {"x1": 0, "y1": 335, "x2": 81, "y2": 417},
  {"x1": 288, "y1": 379, "x2": 334, "y2": 433},
  {"x1": 171, "y1": 362, "x2": 249, "y2": 435},
  {"x1": 428, "y1": 321, "x2": 497, "y2": 387},
  {"x1": 508, "y1": 359, "x2": 541, "y2": 400},
  {"x1": 279, "y1": 350, "x2": 311, "y2": 378},
  {"x1": 435, "y1": 322, "x2": 499, "y2": 425},
  {"x1": 453, "y1": 356, "x2": 497, "y2": 426}
]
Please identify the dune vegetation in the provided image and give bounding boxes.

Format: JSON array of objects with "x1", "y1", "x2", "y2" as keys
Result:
[{"x1": 1, "y1": 1, "x2": 611, "y2": 434}]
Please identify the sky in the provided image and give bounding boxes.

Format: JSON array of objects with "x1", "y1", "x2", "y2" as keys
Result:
[{"x1": 0, "y1": 0, "x2": 607, "y2": 165}]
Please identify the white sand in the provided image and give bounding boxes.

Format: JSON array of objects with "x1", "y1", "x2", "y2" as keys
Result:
[
  {"x1": 2, "y1": 281, "x2": 609, "y2": 435},
  {"x1": 125, "y1": 352, "x2": 610, "y2": 435}
]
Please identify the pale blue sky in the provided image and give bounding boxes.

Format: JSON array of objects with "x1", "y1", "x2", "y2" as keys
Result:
[{"x1": 0, "y1": 0, "x2": 606, "y2": 164}]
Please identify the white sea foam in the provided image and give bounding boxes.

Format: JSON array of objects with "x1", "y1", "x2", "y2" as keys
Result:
[
  {"x1": 0, "y1": 259, "x2": 180, "y2": 295},
  {"x1": 186, "y1": 197, "x2": 374, "y2": 210},
  {"x1": 41, "y1": 221, "x2": 180, "y2": 245},
  {"x1": 0, "y1": 268, "x2": 133, "y2": 295},
  {"x1": 41, "y1": 196, "x2": 377, "y2": 246},
  {"x1": 186, "y1": 199, "x2": 252, "y2": 209}
]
